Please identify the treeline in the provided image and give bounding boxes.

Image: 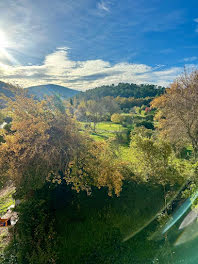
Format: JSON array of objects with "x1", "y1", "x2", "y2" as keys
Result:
[
  {"x1": 66, "y1": 96, "x2": 155, "y2": 133},
  {"x1": 68, "y1": 83, "x2": 164, "y2": 129},
  {"x1": 76, "y1": 83, "x2": 165, "y2": 100}
]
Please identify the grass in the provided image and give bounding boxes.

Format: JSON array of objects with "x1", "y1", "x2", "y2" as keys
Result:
[
  {"x1": 94, "y1": 122, "x2": 126, "y2": 132},
  {"x1": 0, "y1": 187, "x2": 15, "y2": 216},
  {"x1": 80, "y1": 121, "x2": 133, "y2": 161},
  {"x1": 0, "y1": 186, "x2": 15, "y2": 253},
  {"x1": 81, "y1": 121, "x2": 126, "y2": 132},
  {"x1": 80, "y1": 121, "x2": 130, "y2": 143}
]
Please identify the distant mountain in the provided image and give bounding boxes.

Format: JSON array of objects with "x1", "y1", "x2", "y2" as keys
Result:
[
  {"x1": 0, "y1": 81, "x2": 16, "y2": 108},
  {"x1": 0, "y1": 81, "x2": 15, "y2": 98},
  {"x1": 26, "y1": 84, "x2": 79, "y2": 99}
]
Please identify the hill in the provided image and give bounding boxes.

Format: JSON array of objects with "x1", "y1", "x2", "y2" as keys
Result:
[
  {"x1": 0, "y1": 81, "x2": 16, "y2": 109},
  {"x1": 27, "y1": 84, "x2": 79, "y2": 99},
  {"x1": 0, "y1": 81, "x2": 15, "y2": 98},
  {"x1": 76, "y1": 83, "x2": 165, "y2": 100}
]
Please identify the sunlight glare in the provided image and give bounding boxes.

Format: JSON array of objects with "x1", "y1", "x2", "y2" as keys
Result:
[
  {"x1": 0, "y1": 30, "x2": 8, "y2": 49},
  {"x1": 0, "y1": 30, "x2": 19, "y2": 65}
]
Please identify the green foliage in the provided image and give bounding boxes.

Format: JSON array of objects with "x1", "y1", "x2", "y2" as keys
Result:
[
  {"x1": 111, "y1": 113, "x2": 133, "y2": 127},
  {"x1": 0, "y1": 111, "x2": 4, "y2": 124},
  {"x1": 111, "y1": 113, "x2": 123, "y2": 124},
  {"x1": 135, "y1": 120, "x2": 154, "y2": 130},
  {"x1": 2, "y1": 185, "x2": 58, "y2": 264},
  {"x1": 129, "y1": 128, "x2": 189, "y2": 185},
  {"x1": 0, "y1": 188, "x2": 15, "y2": 216},
  {"x1": 75, "y1": 97, "x2": 120, "y2": 124},
  {"x1": 76, "y1": 83, "x2": 164, "y2": 100},
  {"x1": 55, "y1": 182, "x2": 165, "y2": 264},
  {"x1": 1, "y1": 79, "x2": 197, "y2": 264},
  {"x1": 115, "y1": 96, "x2": 152, "y2": 112}
]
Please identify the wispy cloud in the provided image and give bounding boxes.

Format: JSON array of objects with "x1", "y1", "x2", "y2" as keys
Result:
[
  {"x1": 160, "y1": 49, "x2": 174, "y2": 54},
  {"x1": 0, "y1": 47, "x2": 189, "y2": 90},
  {"x1": 97, "y1": 1, "x2": 110, "y2": 12},
  {"x1": 194, "y1": 18, "x2": 198, "y2": 32},
  {"x1": 183, "y1": 56, "x2": 198, "y2": 62}
]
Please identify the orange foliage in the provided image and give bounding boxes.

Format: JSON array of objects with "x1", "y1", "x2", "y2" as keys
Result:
[{"x1": 0, "y1": 89, "x2": 125, "y2": 197}]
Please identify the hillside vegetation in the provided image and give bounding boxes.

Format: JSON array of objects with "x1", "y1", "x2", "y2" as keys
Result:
[
  {"x1": 0, "y1": 72, "x2": 198, "y2": 263},
  {"x1": 76, "y1": 83, "x2": 164, "y2": 100},
  {"x1": 27, "y1": 84, "x2": 79, "y2": 99}
]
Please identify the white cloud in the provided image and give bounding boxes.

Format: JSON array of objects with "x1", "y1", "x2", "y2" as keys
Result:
[
  {"x1": 183, "y1": 56, "x2": 198, "y2": 62},
  {"x1": 97, "y1": 1, "x2": 110, "y2": 12},
  {"x1": 0, "y1": 47, "x2": 189, "y2": 90}
]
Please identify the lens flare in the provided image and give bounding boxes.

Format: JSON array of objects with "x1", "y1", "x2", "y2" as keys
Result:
[
  {"x1": 0, "y1": 30, "x2": 8, "y2": 49},
  {"x1": 162, "y1": 192, "x2": 198, "y2": 234}
]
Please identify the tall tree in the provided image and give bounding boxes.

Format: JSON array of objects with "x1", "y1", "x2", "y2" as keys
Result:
[
  {"x1": 86, "y1": 100, "x2": 106, "y2": 131},
  {"x1": 151, "y1": 70, "x2": 198, "y2": 157}
]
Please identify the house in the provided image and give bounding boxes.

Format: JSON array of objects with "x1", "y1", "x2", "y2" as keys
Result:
[{"x1": 0, "y1": 217, "x2": 11, "y2": 227}]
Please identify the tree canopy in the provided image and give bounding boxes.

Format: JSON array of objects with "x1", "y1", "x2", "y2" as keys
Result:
[
  {"x1": 76, "y1": 83, "x2": 165, "y2": 100},
  {"x1": 151, "y1": 70, "x2": 198, "y2": 157},
  {"x1": 0, "y1": 90, "x2": 125, "y2": 197}
]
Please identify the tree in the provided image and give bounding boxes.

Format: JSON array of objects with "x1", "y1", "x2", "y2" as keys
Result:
[
  {"x1": 151, "y1": 70, "x2": 198, "y2": 158},
  {"x1": 0, "y1": 111, "x2": 4, "y2": 125},
  {"x1": 111, "y1": 113, "x2": 123, "y2": 124},
  {"x1": 0, "y1": 92, "x2": 80, "y2": 196},
  {"x1": 101, "y1": 96, "x2": 120, "y2": 117},
  {"x1": 129, "y1": 128, "x2": 187, "y2": 186},
  {"x1": 0, "y1": 90, "x2": 125, "y2": 197},
  {"x1": 86, "y1": 100, "x2": 106, "y2": 131},
  {"x1": 75, "y1": 100, "x2": 87, "y2": 121},
  {"x1": 75, "y1": 83, "x2": 164, "y2": 100},
  {"x1": 65, "y1": 139, "x2": 125, "y2": 196}
]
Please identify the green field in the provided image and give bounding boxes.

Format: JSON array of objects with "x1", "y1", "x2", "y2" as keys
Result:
[
  {"x1": 0, "y1": 186, "x2": 15, "y2": 252},
  {"x1": 80, "y1": 121, "x2": 130, "y2": 142}
]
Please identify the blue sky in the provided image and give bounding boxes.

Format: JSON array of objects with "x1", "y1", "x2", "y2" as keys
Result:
[{"x1": 0, "y1": 0, "x2": 198, "y2": 90}]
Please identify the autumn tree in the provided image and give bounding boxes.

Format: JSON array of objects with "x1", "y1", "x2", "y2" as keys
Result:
[
  {"x1": 75, "y1": 100, "x2": 87, "y2": 121},
  {"x1": 0, "y1": 89, "x2": 125, "y2": 197},
  {"x1": 86, "y1": 100, "x2": 105, "y2": 131},
  {"x1": 151, "y1": 70, "x2": 198, "y2": 158}
]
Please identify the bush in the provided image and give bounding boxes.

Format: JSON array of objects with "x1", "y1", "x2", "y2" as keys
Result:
[
  {"x1": 111, "y1": 114, "x2": 133, "y2": 127},
  {"x1": 145, "y1": 114, "x2": 154, "y2": 122},
  {"x1": 136, "y1": 121, "x2": 154, "y2": 130}
]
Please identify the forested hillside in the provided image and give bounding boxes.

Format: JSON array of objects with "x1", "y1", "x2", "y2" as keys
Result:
[{"x1": 76, "y1": 83, "x2": 165, "y2": 100}]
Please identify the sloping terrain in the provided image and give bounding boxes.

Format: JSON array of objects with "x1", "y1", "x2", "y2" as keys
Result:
[{"x1": 27, "y1": 84, "x2": 79, "y2": 99}]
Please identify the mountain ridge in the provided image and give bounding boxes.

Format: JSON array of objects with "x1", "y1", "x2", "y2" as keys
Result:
[{"x1": 26, "y1": 84, "x2": 79, "y2": 99}]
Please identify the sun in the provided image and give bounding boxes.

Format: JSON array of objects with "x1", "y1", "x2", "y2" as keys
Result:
[{"x1": 0, "y1": 30, "x2": 8, "y2": 49}]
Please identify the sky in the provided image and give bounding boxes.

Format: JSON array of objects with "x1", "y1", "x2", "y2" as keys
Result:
[{"x1": 0, "y1": 0, "x2": 198, "y2": 90}]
